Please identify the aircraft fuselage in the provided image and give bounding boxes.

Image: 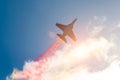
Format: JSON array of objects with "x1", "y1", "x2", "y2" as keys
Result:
[{"x1": 63, "y1": 24, "x2": 73, "y2": 36}]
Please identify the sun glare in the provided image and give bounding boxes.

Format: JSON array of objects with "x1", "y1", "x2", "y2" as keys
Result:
[{"x1": 69, "y1": 37, "x2": 110, "y2": 60}]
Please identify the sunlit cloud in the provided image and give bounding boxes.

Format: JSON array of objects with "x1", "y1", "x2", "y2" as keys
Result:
[
  {"x1": 116, "y1": 21, "x2": 120, "y2": 28},
  {"x1": 40, "y1": 36, "x2": 115, "y2": 80}
]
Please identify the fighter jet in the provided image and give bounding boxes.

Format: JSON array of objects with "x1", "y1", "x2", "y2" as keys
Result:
[{"x1": 56, "y1": 19, "x2": 77, "y2": 43}]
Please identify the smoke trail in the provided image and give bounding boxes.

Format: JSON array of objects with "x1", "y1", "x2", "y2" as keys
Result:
[
  {"x1": 35, "y1": 39, "x2": 62, "y2": 61},
  {"x1": 7, "y1": 39, "x2": 62, "y2": 80}
]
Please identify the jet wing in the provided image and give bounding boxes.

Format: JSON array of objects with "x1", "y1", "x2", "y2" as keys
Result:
[
  {"x1": 56, "y1": 23, "x2": 66, "y2": 31},
  {"x1": 68, "y1": 30, "x2": 77, "y2": 41}
]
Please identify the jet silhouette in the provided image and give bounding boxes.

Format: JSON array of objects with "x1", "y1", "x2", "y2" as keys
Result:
[{"x1": 56, "y1": 19, "x2": 77, "y2": 43}]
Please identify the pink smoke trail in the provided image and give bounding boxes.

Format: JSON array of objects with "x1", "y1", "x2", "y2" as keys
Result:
[
  {"x1": 9, "y1": 39, "x2": 62, "y2": 80},
  {"x1": 35, "y1": 39, "x2": 62, "y2": 61},
  {"x1": 29, "y1": 39, "x2": 62, "y2": 79}
]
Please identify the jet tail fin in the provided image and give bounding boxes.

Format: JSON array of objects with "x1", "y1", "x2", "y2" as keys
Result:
[
  {"x1": 71, "y1": 18, "x2": 77, "y2": 24},
  {"x1": 57, "y1": 34, "x2": 67, "y2": 43}
]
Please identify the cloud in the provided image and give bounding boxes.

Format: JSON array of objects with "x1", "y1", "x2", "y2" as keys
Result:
[
  {"x1": 40, "y1": 36, "x2": 115, "y2": 80},
  {"x1": 63, "y1": 60, "x2": 120, "y2": 80},
  {"x1": 91, "y1": 26, "x2": 103, "y2": 37},
  {"x1": 86, "y1": 16, "x2": 107, "y2": 38},
  {"x1": 116, "y1": 21, "x2": 120, "y2": 28},
  {"x1": 7, "y1": 60, "x2": 48, "y2": 80},
  {"x1": 94, "y1": 16, "x2": 107, "y2": 22}
]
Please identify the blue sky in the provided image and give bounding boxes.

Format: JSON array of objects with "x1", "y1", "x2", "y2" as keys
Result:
[{"x1": 1, "y1": 0, "x2": 120, "y2": 79}]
